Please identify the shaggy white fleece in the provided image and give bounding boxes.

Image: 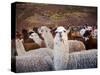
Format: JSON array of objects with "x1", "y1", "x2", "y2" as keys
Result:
[
  {"x1": 54, "y1": 26, "x2": 69, "y2": 70},
  {"x1": 15, "y1": 38, "x2": 54, "y2": 72}
]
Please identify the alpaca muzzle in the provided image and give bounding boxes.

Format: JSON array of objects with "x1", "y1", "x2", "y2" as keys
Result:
[
  {"x1": 59, "y1": 32, "x2": 63, "y2": 41},
  {"x1": 59, "y1": 32, "x2": 62, "y2": 38}
]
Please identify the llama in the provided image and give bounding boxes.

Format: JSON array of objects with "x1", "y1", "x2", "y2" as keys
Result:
[
  {"x1": 38, "y1": 26, "x2": 85, "y2": 52},
  {"x1": 54, "y1": 26, "x2": 97, "y2": 70}
]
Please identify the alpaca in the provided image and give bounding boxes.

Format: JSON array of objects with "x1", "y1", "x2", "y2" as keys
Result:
[
  {"x1": 16, "y1": 38, "x2": 53, "y2": 58},
  {"x1": 16, "y1": 31, "x2": 40, "y2": 51},
  {"x1": 16, "y1": 39, "x2": 26, "y2": 56},
  {"x1": 38, "y1": 26, "x2": 54, "y2": 49},
  {"x1": 91, "y1": 29, "x2": 97, "y2": 39},
  {"x1": 13, "y1": 53, "x2": 53, "y2": 72},
  {"x1": 29, "y1": 31, "x2": 43, "y2": 46},
  {"x1": 54, "y1": 26, "x2": 97, "y2": 70},
  {"x1": 80, "y1": 27, "x2": 86, "y2": 37},
  {"x1": 38, "y1": 26, "x2": 85, "y2": 52},
  {"x1": 54, "y1": 26, "x2": 70, "y2": 70},
  {"x1": 83, "y1": 30, "x2": 97, "y2": 50},
  {"x1": 68, "y1": 40, "x2": 85, "y2": 53},
  {"x1": 14, "y1": 38, "x2": 54, "y2": 72}
]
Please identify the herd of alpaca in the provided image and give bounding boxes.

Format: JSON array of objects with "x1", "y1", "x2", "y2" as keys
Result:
[
  {"x1": 13, "y1": 26, "x2": 97, "y2": 72},
  {"x1": 53, "y1": 26, "x2": 97, "y2": 70},
  {"x1": 15, "y1": 38, "x2": 53, "y2": 72},
  {"x1": 79, "y1": 26, "x2": 97, "y2": 50},
  {"x1": 29, "y1": 26, "x2": 86, "y2": 53}
]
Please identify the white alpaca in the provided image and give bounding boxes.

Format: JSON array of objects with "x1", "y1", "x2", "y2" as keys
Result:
[
  {"x1": 15, "y1": 53, "x2": 53, "y2": 72},
  {"x1": 29, "y1": 31, "x2": 42, "y2": 46},
  {"x1": 38, "y1": 26, "x2": 54, "y2": 49},
  {"x1": 15, "y1": 38, "x2": 54, "y2": 72},
  {"x1": 54, "y1": 26, "x2": 97, "y2": 70},
  {"x1": 54, "y1": 26, "x2": 69, "y2": 70},
  {"x1": 16, "y1": 39, "x2": 26, "y2": 56},
  {"x1": 38, "y1": 26, "x2": 85, "y2": 52}
]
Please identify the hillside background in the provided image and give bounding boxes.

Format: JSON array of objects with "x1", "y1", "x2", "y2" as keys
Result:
[{"x1": 15, "y1": 2, "x2": 97, "y2": 32}]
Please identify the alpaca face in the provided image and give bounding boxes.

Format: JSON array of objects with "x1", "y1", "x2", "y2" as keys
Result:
[
  {"x1": 55, "y1": 26, "x2": 69, "y2": 42},
  {"x1": 29, "y1": 31, "x2": 35, "y2": 39},
  {"x1": 38, "y1": 26, "x2": 51, "y2": 38},
  {"x1": 91, "y1": 29, "x2": 97, "y2": 39},
  {"x1": 29, "y1": 31, "x2": 40, "y2": 40}
]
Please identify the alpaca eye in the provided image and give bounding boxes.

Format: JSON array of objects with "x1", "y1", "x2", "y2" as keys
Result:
[
  {"x1": 41, "y1": 30, "x2": 43, "y2": 32},
  {"x1": 31, "y1": 35, "x2": 33, "y2": 37},
  {"x1": 64, "y1": 30, "x2": 66, "y2": 32},
  {"x1": 29, "y1": 32, "x2": 34, "y2": 35},
  {"x1": 55, "y1": 31, "x2": 58, "y2": 33}
]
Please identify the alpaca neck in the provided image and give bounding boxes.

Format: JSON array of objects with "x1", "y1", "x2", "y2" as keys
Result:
[
  {"x1": 16, "y1": 39, "x2": 26, "y2": 56},
  {"x1": 32, "y1": 38, "x2": 42, "y2": 46},
  {"x1": 54, "y1": 37, "x2": 69, "y2": 55},
  {"x1": 44, "y1": 32, "x2": 54, "y2": 49},
  {"x1": 54, "y1": 36, "x2": 69, "y2": 70}
]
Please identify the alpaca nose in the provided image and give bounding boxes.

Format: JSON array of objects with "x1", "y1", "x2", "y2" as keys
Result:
[{"x1": 59, "y1": 32, "x2": 62, "y2": 38}]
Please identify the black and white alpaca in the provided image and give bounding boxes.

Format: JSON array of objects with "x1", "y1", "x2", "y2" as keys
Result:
[{"x1": 29, "y1": 31, "x2": 43, "y2": 46}]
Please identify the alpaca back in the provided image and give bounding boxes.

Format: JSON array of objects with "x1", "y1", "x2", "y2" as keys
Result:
[
  {"x1": 67, "y1": 49, "x2": 97, "y2": 69},
  {"x1": 45, "y1": 32, "x2": 54, "y2": 49},
  {"x1": 68, "y1": 40, "x2": 86, "y2": 53},
  {"x1": 15, "y1": 53, "x2": 53, "y2": 72}
]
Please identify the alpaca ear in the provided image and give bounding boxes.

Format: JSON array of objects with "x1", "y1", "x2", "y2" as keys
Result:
[
  {"x1": 66, "y1": 27, "x2": 71, "y2": 33},
  {"x1": 55, "y1": 29, "x2": 58, "y2": 33},
  {"x1": 20, "y1": 39, "x2": 24, "y2": 42},
  {"x1": 47, "y1": 28, "x2": 51, "y2": 32},
  {"x1": 29, "y1": 35, "x2": 32, "y2": 39},
  {"x1": 38, "y1": 27, "x2": 41, "y2": 33}
]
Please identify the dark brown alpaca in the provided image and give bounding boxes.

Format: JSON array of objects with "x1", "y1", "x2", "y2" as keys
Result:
[{"x1": 83, "y1": 30, "x2": 97, "y2": 50}]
